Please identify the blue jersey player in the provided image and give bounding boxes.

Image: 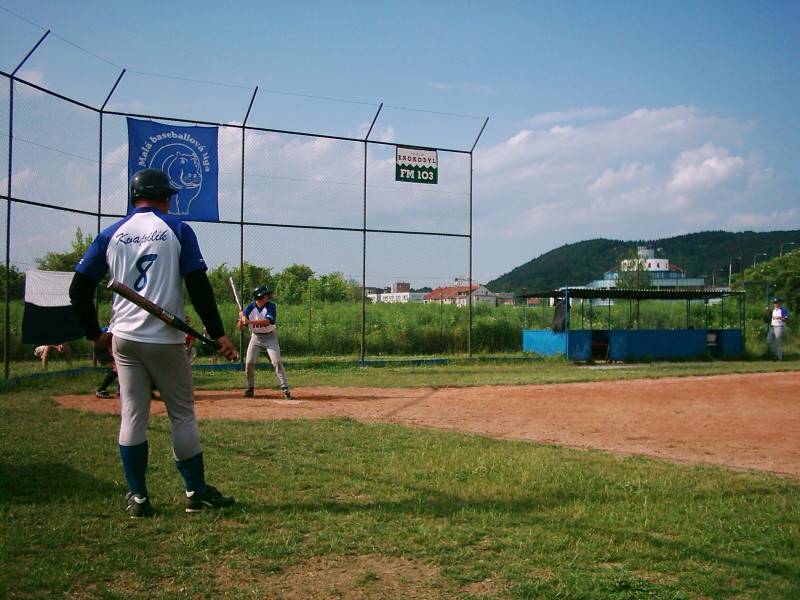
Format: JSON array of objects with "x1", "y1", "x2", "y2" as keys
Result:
[
  {"x1": 238, "y1": 285, "x2": 291, "y2": 399},
  {"x1": 70, "y1": 168, "x2": 238, "y2": 517}
]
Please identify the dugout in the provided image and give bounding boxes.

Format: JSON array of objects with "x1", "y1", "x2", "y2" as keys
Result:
[{"x1": 520, "y1": 287, "x2": 745, "y2": 361}]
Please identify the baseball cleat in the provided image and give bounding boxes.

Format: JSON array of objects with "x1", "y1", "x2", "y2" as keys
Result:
[
  {"x1": 185, "y1": 485, "x2": 235, "y2": 512},
  {"x1": 243, "y1": 388, "x2": 254, "y2": 397},
  {"x1": 282, "y1": 388, "x2": 292, "y2": 400},
  {"x1": 95, "y1": 390, "x2": 112, "y2": 399},
  {"x1": 125, "y1": 492, "x2": 154, "y2": 518}
]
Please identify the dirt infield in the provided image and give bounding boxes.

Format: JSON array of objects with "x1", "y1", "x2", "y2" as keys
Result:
[{"x1": 55, "y1": 371, "x2": 800, "y2": 477}]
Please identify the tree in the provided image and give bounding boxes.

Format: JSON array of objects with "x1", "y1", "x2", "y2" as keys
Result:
[
  {"x1": 275, "y1": 263, "x2": 314, "y2": 304},
  {"x1": 236, "y1": 262, "x2": 275, "y2": 296},
  {"x1": 313, "y1": 272, "x2": 353, "y2": 303},
  {"x1": 741, "y1": 251, "x2": 800, "y2": 312},
  {"x1": 0, "y1": 264, "x2": 25, "y2": 300},
  {"x1": 34, "y1": 228, "x2": 113, "y2": 301},
  {"x1": 36, "y1": 228, "x2": 94, "y2": 272},
  {"x1": 211, "y1": 262, "x2": 276, "y2": 305},
  {"x1": 206, "y1": 262, "x2": 234, "y2": 304}
]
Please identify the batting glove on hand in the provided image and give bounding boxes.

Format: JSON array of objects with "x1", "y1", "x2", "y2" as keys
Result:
[{"x1": 93, "y1": 332, "x2": 113, "y2": 350}]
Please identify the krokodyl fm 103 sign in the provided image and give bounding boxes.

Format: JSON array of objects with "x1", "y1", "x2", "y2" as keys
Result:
[{"x1": 396, "y1": 146, "x2": 438, "y2": 184}]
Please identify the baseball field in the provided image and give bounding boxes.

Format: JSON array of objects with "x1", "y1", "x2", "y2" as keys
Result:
[{"x1": 2, "y1": 359, "x2": 799, "y2": 598}]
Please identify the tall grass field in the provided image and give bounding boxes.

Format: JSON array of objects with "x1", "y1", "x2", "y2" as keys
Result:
[{"x1": 1, "y1": 296, "x2": 795, "y2": 368}]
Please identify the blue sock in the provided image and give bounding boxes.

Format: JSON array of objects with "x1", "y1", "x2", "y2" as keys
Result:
[
  {"x1": 175, "y1": 452, "x2": 206, "y2": 494},
  {"x1": 119, "y1": 441, "x2": 149, "y2": 497}
]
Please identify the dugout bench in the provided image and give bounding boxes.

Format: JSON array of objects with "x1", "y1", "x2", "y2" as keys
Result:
[{"x1": 520, "y1": 287, "x2": 745, "y2": 361}]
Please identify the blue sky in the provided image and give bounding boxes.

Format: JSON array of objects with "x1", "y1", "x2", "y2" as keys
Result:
[{"x1": 1, "y1": 1, "x2": 798, "y2": 286}]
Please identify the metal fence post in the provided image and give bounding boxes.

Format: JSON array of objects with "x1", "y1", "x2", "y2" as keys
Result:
[
  {"x1": 93, "y1": 69, "x2": 125, "y2": 366},
  {"x1": 239, "y1": 87, "x2": 258, "y2": 362},
  {"x1": 4, "y1": 30, "x2": 50, "y2": 379},
  {"x1": 361, "y1": 104, "x2": 382, "y2": 363},
  {"x1": 468, "y1": 118, "x2": 488, "y2": 358}
]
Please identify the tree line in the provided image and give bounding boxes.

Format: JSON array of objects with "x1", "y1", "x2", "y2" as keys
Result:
[{"x1": 0, "y1": 228, "x2": 361, "y2": 305}]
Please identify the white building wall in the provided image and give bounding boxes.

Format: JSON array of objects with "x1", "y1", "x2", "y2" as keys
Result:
[
  {"x1": 379, "y1": 292, "x2": 425, "y2": 304},
  {"x1": 455, "y1": 286, "x2": 496, "y2": 307}
]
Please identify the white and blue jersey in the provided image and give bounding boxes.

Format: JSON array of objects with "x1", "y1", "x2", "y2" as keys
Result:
[
  {"x1": 771, "y1": 306, "x2": 789, "y2": 327},
  {"x1": 243, "y1": 301, "x2": 277, "y2": 334},
  {"x1": 76, "y1": 207, "x2": 206, "y2": 344}
]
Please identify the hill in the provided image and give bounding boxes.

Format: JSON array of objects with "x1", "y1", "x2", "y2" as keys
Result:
[{"x1": 487, "y1": 230, "x2": 800, "y2": 293}]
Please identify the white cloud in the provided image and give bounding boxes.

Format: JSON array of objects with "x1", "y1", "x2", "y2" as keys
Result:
[
  {"x1": 16, "y1": 69, "x2": 45, "y2": 87},
  {"x1": 0, "y1": 70, "x2": 47, "y2": 99},
  {"x1": 0, "y1": 167, "x2": 36, "y2": 192},
  {"x1": 3, "y1": 94, "x2": 790, "y2": 288},
  {"x1": 589, "y1": 162, "x2": 654, "y2": 193},
  {"x1": 723, "y1": 207, "x2": 800, "y2": 229},
  {"x1": 668, "y1": 144, "x2": 746, "y2": 192},
  {"x1": 472, "y1": 105, "x2": 785, "y2": 280},
  {"x1": 529, "y1": 107, "x2": 612, "y2": 126}
]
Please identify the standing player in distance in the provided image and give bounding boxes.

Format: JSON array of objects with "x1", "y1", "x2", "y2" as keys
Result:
[
  {"x1": 69, "y1": 168, "x2": 239, "y2": 518},
  {"x1": 766, "y1": 297, "x2": 789, "y2": 360},
  {"x1": 238, "y1": 285, "x2": 291, "y2": 399}
]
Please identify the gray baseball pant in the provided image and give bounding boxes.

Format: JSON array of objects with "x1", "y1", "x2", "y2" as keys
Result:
[
  {"x1": 113, "y1": 336, "x2": 202, "y2": 460},
  {"x1": 766, "y1": 326, "x2": 785, "y2": 360},
  {"x1": 245, "y1": 332, "x2": 288, "y2": 390}
]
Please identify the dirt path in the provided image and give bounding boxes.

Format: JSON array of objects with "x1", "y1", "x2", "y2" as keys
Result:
[{"x1": 55, "y1": 371, "x2": 800, "y2": 477}]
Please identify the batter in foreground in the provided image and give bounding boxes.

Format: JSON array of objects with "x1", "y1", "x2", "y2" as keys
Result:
[{"x1": 69, "y1": 168, "x2": 239, "y2": 518}]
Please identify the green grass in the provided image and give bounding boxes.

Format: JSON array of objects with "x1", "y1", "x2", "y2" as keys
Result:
[
  {"x1": 1, "y1": 370, "x2": 799, "y2": 598},
  {"x1": 4, "y1": 352, "x2": 799, "y2": 388},
  {"x1": 192, "y1": 355, "x2": 800, "y2": 390}
]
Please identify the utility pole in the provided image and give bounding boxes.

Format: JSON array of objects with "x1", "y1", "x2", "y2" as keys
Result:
[{"x1": 728, "y1": 256, "x2": 741, "y2": 288}]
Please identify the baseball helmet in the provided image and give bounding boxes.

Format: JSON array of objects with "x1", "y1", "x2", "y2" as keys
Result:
[
  {"x1": 129, "y1": 168, "x2": 179, "y2": 202},
  {"x1": 253, "y1": 285, "x2": 272, "y2": 299},
  {"x1": 772, "y1": 297, "x2": 782, "y2": 303}
]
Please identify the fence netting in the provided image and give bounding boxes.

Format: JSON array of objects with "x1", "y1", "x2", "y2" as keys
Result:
[{"x1": 2, "y1": 65, "x2": 486, "y2": 377}]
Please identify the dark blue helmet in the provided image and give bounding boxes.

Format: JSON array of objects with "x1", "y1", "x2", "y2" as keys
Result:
[
  {"x1": 253, "y1": 285, "x2": 272, "y2": 299},
  {"x1": 129, "y1": 168, "x2": 179, "y2": 202}
]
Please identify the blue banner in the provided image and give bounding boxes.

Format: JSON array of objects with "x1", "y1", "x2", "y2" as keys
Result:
[{"x1": 127, "y1": 118, "x2": 219, "y2": 222}]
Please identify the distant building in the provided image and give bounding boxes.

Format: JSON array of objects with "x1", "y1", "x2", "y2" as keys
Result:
[
  {"x1": 495, "y1": 292, "x2": 515, "y2": 305},
  {"x1": 424, "y1": 283, "x2": 496, "y2": 307},
  {"x1": 587, "y1": 246, "x2": 706, "y2": 290},
  {"x1": 379, "y1": 291, "x2": 426, "y2": 304},
  {"x1": 367, "y1": 282, "x2": 424, "y2": 303},
  {"x1": 391, "y1": 282, "x2": 411, "y2": 293}
]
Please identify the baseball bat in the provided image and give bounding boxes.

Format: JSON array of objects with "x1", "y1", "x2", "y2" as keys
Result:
[
  {"x1": 228, "y1": 276, "x2": 243, "y2": 311},
  {"x1": 107, "y1": 279, "x2": 220, "y2": 349}
]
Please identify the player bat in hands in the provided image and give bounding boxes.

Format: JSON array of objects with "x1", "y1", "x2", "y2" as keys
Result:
[
  {"x1": 228, "y1": 276, "x2": 243, "y2": 311},
  {"x1": 108, "y1": 279, "x2": 237, "y2": 358}
]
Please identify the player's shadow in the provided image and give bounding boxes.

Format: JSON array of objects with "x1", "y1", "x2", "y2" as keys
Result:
[
  {"x1": 232, "y1": 480, "x2": 581, "y2": 519},
  {"x1": 0, "y1": 462, "x2": 117, "y2": 504}
]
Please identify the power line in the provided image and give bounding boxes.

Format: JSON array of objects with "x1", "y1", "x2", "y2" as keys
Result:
[
  {"x1": 0, "y1": 5, "x2": 122, "y2": 69},
  {"x1": 256, "y1": 87, "x2": 377, "y2": 108},
  {"x1": 0, "y1": 5, "x2": 486, "y2": 126},
  {"x1": 382, "y1": 104, "x2": 484, "y2": 120},
  {"x1": 126, "y1": 69, "x2": 252, "y2": 91}
]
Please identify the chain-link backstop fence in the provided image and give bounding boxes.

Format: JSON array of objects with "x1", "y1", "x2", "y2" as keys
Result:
[{"x1": 1, "y1": 31, "x2": 491, "y2": 377}]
